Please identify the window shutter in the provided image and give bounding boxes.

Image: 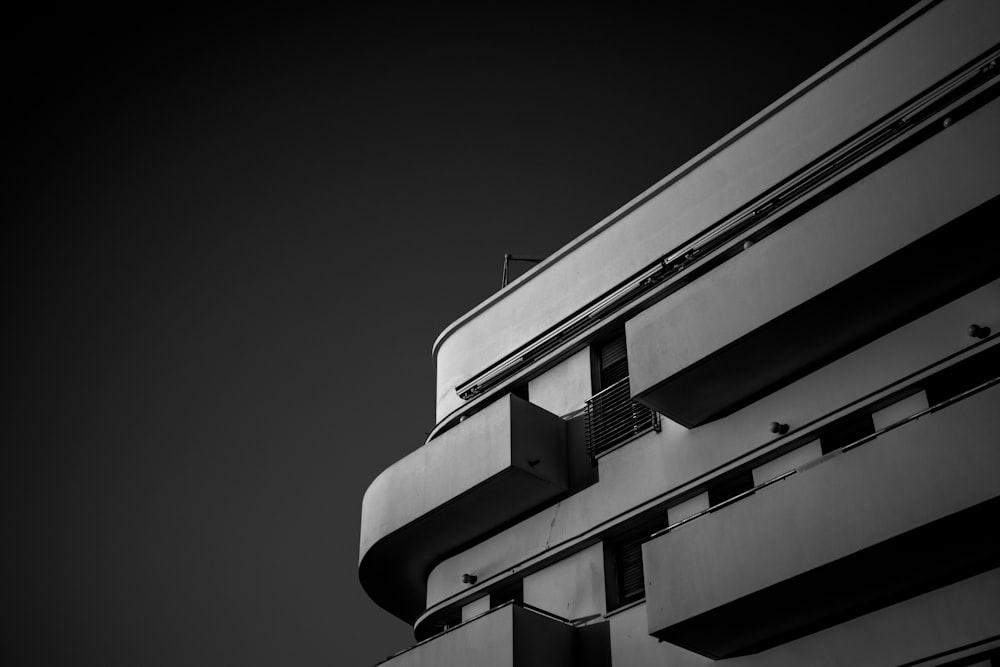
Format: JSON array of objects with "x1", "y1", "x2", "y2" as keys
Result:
[
  {"x1": 599, "y1": 336, "x2": 629, "y2": 388},
  {"x1": 620, "y1": 539, "x2": 645, "y2": 602}
]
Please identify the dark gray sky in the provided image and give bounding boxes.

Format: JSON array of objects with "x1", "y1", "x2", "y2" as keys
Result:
[{"x1": 9, "y1": 3, "x2": 917, "y2": 665}]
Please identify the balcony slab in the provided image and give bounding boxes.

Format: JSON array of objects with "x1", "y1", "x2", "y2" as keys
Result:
[
  {"x1": 643, "y1": 384, "x2": 1000, "y2": 658},
  {"x1": 627, "y1": 97, "x2": 1000, "y2": 426},
  {"x1": 360, "y1": 394, "x2": 567, "y2": 623}
]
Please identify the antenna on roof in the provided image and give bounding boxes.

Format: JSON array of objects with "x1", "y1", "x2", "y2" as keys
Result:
[{"x1": 501, "y1": 254, "x2": 544, "y2": 288}]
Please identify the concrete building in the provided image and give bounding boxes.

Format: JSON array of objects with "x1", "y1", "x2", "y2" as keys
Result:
[{"x1": 359, "y1": 2, "x2": 1000, "y2": 665}]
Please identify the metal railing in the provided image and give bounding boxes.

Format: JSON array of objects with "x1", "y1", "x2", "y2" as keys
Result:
[
  {"x1": 453, "y1": 50, "x2": 999, "y2": 404},
  {"x1": 584, "y1": 377, "x2": 660, "y2": 460},
  {"x1": 648, "y1": 373, "x2": 1000, "y2": 541},
  {"x1": 375, "y1": 601, "x2": 596, "y2": 666}
]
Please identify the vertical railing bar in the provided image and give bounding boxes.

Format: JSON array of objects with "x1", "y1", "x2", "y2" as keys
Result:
[{"x1": 584, "y1": 375, "x2": 659, "y2": 458}]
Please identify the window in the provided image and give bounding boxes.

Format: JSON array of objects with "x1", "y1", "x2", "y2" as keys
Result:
[
  {"x1": 605, "y1": 535, "x2": 648, "y2": 609},
  {"x1": 617, "y1": 537, "x2": 646, "y2": 604},
  {"x1": 605, "y1": 514, "x2": 668, "y2": 610},
  {"x1": 584, "y1": 333, "x2": 660, "y2": 459},
  {"x1": 925, "y1": 343, "x2": 999, "y2": 406},
  {"x1": 708, "y1": 470, "x2": 755, "y2": 508},
  {"x1": 596, "y1": 335, "x2": 629, "y2": 390},
  {"x1": 820, "y1": 413, "x2": 876, "y2": 455},
  {"x1": 490, "y1": 579, "x2": 523, "y2": 608}
]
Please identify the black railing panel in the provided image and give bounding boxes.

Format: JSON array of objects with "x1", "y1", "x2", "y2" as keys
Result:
[{"x1": 584, "y1": 377, "x2": 660, "y2": 460}]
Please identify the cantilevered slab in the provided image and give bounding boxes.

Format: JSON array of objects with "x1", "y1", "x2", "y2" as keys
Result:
[
  {"x1": 360, "y1": 394, "x2": 567, "y2": 623},
  {"x1": 643, "y1": 384, "x2": 1000, "y2": 658},
  {"x1": 626, "y1": 97, "x2": 1000, "y2": 427}
]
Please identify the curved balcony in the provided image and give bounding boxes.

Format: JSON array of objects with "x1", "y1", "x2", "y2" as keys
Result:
[
  {"x1": 642, "y1": 382, "x2": 1000, "y2": 658},
  {"x1": 359, "y1": 394, "x2": 567, "y2": 623}
]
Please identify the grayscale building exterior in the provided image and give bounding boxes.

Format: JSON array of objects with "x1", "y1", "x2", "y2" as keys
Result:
[{"x1": 359, "y1": 1, "x2": 1000, "y2": 665}]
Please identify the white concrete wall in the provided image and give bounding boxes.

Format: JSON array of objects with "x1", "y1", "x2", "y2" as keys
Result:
[
  {"x1": 424, "y1": 280, "x2": 1000, "y2": 609},
  {"x1": 872, "y1": 391, "x2": 928, "y2": 430},
  {"x1": 360, "y1": 394, "x2": 565, "y2": 563},
  {"x1": 643, "y1": 385, "x2": 1000, "y2": 634},
  {"x1": 432, "y1": 0, "x2": 1000, "y2": 421},
  {"x1": 608, "y1": 603, "x2": 710, "y2": 667},
  {"x1": 386, "y1": 604, "x2": 577, "y2": 667},
  {"x1": 523, "y1": 542, "x2": 606, "y2": 621},
  {"x1": 528, "y1": 347, "x2": 592, "y2": 417},
  {"x1": 665, "y1": 493, "x2": 709, "y2": 525},
  {"x1": 462, "y1": 596, "x2": 490, "y2": 622},
  {"x1": 606, "y1": 564, "x2": 1000, "y2": 667},
  {"x1": 751, "y1": 441, "x2": 822, "y2": 486},
  {"x1": 387, "y1": 604, "x2": 514, "y2": 667},
  {"x1": 726, "y1": 568, "x2": 1000, "y2": 667}
]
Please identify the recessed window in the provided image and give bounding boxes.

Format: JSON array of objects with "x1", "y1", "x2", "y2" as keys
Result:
[
  {"x1": 708, "y1": 470, "x2": 755, "y2": 508},
  {"x1": 605, "y1": 516, "x2": 667, "y2": 610},
  {"x1": 618, "y1": 538, "x2": 646, "y2": 604},
  {"x1": 820, "y1": 413, "x2": 876, "y2": 455},
  {"x1": 585, "y1": 333, "x2": 660, "y2": 460},
  {"x1": 925, "y1": 344, "x2": 999, "y2": 406},
  {"x1": 605, "y1": 535, "x2": 647, "y2": 609},
  {"x1": 596, "y1": 335, "x2": 629, "y2": 391},
  {"x1": 490, "y1": 579, "x2": 523, "y2": 608}
]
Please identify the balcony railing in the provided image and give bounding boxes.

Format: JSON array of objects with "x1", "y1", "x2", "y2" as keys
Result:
[
  {"x1": 649, "y1": 372, "x2": 1000, "y2": 541},
  {"x1": 375, "y1": 601, "x2": 599, "y2": 667},
  {"x1": 584, "y1": 377, "x2": 660, "y2": 460},
  {"x1": 452, "y1": 50, "x2": 1000, "y2": 405}
]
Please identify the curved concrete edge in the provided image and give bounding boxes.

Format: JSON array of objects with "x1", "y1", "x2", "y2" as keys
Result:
[
  {"x1": 428, "y1": 0, "x2": 936, "y2": 369},
  {"x1": 430, "y1": 0, "x2": 1000, "y2": 423},
  {"x1": 359, "y1": 394, "x2": 568, "y2": 623}
]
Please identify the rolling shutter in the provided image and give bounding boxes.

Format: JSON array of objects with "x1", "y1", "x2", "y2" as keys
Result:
[
  {"x1": 599, "y1": 335, "x2": 629, "y2": 388},
  {"x1": 619, "y1": 538, "x2": 646, "y2": 603}
]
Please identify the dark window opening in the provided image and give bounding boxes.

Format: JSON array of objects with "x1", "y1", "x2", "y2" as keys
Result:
[
  {"x1": 434, "y1": 608, "x2": 462, "y2": 633},
  {"x1": 925, "y1": 343, "x2": 1000, "y2": 406},
  {"x1": 585, "y1": 332, "x2": 660, "y2": 460},
  {"x1": 510, "y1": 381, "x2": 529, "y2": 402},
  {"x1": 605, "y1": 515, "x2": 667, "y2": 610},
  {"x1": 820, "y1": 412, "x2": 876, "y2": 455},
  {"x1": 618, "y1": 538, "x2": 646, "y2": 604},
  {"x1": 490, "y1": 579, "x2": 523, "y2": 608},
  {"x1": 708, "y1": 470, "x2": 755, "y2": 508},
  {"x1": 597, "y1": 335, "x2": 629, "y2": 391}
]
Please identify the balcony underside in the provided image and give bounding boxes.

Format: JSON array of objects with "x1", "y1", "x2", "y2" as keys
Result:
[
  {"x1": 652, "y1": 496, "x2": 1000, "y2": 659},
  {"x1": 644, "y1": 384, "x2": 1000, "y2": 658},
  {"x1": 627, "y1": 95, "x2": 1000, "y2": 427},
  {"x1": 633, "y1": 192, "x2": 1000, "y2": 427},
  {"x1": 361, "y1": 468, "x2": 568, "y2": 623}
]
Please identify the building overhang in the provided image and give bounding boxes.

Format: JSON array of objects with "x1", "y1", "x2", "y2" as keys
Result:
[
  {"x1": 627, "y1": 96, "x2": 1000, "y2": 427},
  {"x1": 642, "y1": 383, "x2": 1000, "y2": 658},
  {"x1": 359, "y1": 394, "x2": 567, "y2": 623}
]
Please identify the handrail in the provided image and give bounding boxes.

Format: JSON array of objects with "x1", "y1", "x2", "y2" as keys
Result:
[
  {"x1": 648, "y1": 374, "x2": 1000, "y2": 541},
  {"x1": 649, "y1": 470, "x2": 796, "y2": 539},
  {"x1": 374, "y1": 601, "x2": 591, "y2": 666},
  {"x1": 414, "y1": 342, "x2": 997, "y2": 636},
  {"x1": 452, "y1": 50, "x2": 999, "y2": 405}
]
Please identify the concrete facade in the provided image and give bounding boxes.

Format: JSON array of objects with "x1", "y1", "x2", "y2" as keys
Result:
[{"x1": 360, "y1": 2, "x2": 1000, "y2": 664}]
